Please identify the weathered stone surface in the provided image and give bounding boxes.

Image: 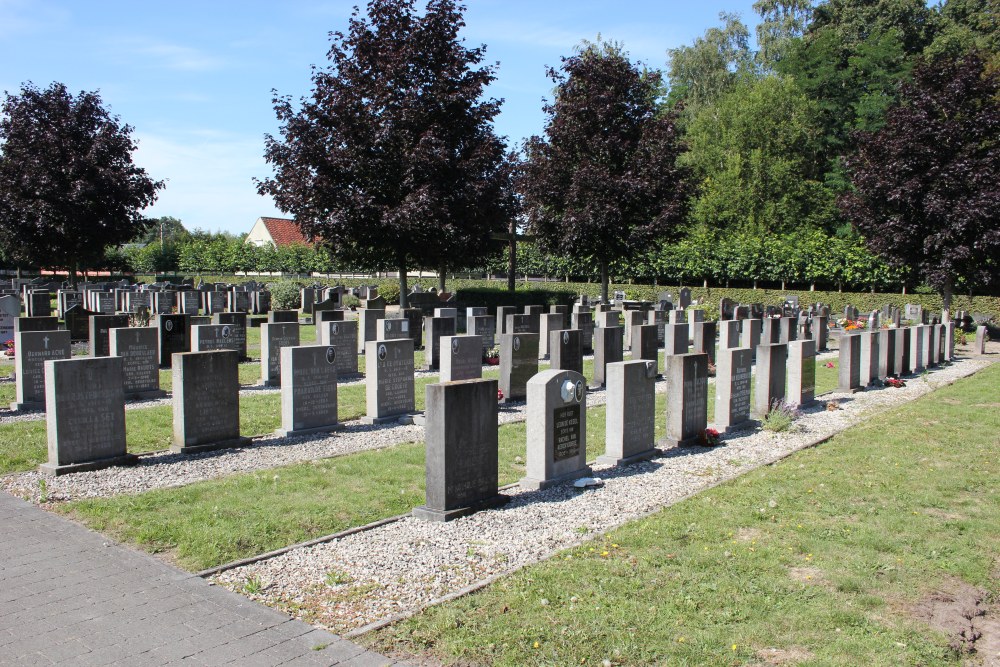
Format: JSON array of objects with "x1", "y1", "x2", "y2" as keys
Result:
[
  {"x1": 276, "y1": 345, "x2": 340, "y2": 437},
  {"x1": 663, "y1": 353, "x2": 709, "y2": 448},
  {"x1": 363, "y1": 339, "x2": 415, "y2": 423},
  {"x1": 171, "y1": 350, "x2": 247, "y2": 454},
  {"x1": 714, "y1": 347, "x2": 752, "y2": 432},
  {"x1": 597, "y1": 360, "x2": 657, "y2": 466},
  {"x1": 520, "y1": 369, "x2": 590, "y2": 490},
  {"x1": 110, "y1": 327, "x2": 165, "y2": 399}
]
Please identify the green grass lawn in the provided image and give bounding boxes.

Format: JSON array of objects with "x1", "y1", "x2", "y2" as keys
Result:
[{"x1": 363, "y1": 363, "x2": 1000, "y2": 667}]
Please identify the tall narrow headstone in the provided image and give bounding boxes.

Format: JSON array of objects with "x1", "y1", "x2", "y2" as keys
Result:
[
  {"x1": 211, "y1": 312, "x2": 248, "y2": 360},
  {"x1": 171, "y1": 350, "x2": 247, "y2": 453},
  {"x1": 895, "y1": 327, "x2": 910, "y2": 375},
  {"x1": 465, "y1": 307, "x2": 487, "y2": 335},
  {"x1": 179, "y1": 291, "x2": 200, "y2": 315},
  {"x1": 877, "y1": 329, "x2": 896, "y2": 379},
  {"x1": 506, "y1": 313, "x2": 533, "y2": 334},
  {"x1": 110, "y1": 327, "x2": 166, "y2": 399},
  {"x1": 944, "y1": 321, "x2": 956, "y2": 360},
  {"x1": 590, "y1": 326, "x2": 623, "y2": 389},
  {"x1": 39, "y1": 356, "x2": 136, "y2": 475},
  {"x1": 276, "y1": 345, "x2": 340, "y2": 437},
  {"x1": 549, "y1": 329, "x2": 583, "y2": 375},
  {"x1": 470, "y1": 315, "x2": 496, "y2": 355},
  {"x1": 761, "y1": 318, "x2": 782, "y2": 345},
  {"x1": 974, "y1": 325, "x2": 987, "y2": 354},
  {"x1": 571, "y1": 310, "x2": 594, "y2": 353},
  {"x1": 813, "y1": 315, "x2": 829, "y2": 351},
  {"x1": 630, "y1": 323, "x2": 659, "y2": 375},
  {"x1": 357, "y1": 308, "x2": 385, "y2": 354},
  {"x1": 692, "y1": 320, "x2": 717, "y2": 364},
  {"x1": 714, "y1": 347, "x2": 752, "y2": 432},
  {"x1": 909, "y1": 326, "x2": 925, "y2": 373},
  {"x1": 787, "y1": 339, "x2": 816, "y2": 407},
  {"x1": 718, "y1": 320, "x2": 740, "y2": 350},
  {"x1": 930, "y1": 323, "x2": 943, "y2": 366},
  {"x1": 754, "y1": 343, "x2": 787, "y2": 416},
  {"x1": 520, "y1": 369, "x2": 590, "y2": 490},
  {"x1": 260, "y1": 322, "x2": 300, "y2": 386},
  {"x1": 741, "y1": 319, "x2": 762, "y2": 360},
  {"x1": 413, "y1": 378, "x2": 508, "y2": 521},
  {"x1": 860, "y1": 331, "x2": 880, "y2": 385},
  {"x1": 623, "y1": 311, "x2": 645, "y2": 351},
  {"x1": 424, "y1": 316, "x2": 456, "y2": 370},
  {"x1": 440, "y1": 335, "x2": 483, "y2": 383},
  {"x1": 156, "y1": 313, "x2": 191, "y2": 367},
  {"x1": 663, "y1": 322, "x2": 688, "y2": 355},
  {"x1": 839, "y1": 332, "x2": 862, "y2": 392},
  {"x1": 11, "y1": 330, "x2": 72, "y2": 411},
  {"x1": 663, "y1": 353, "x2": 709, "y2": 448},
  {"x1": 920, "y1": 324, "x2": 934, "y2": 369},
  {"x1": 318, "y1": 320, "x2": 360, "y2": 378},
  {"x1": 88, "y1": 314, "x2": 129, "y2": 358},
  {"x1": 363, "y1": 339, "x2": 415, "y2": 423},
  {"x1": 499, "y1": 332, "x2": 539, "y2": 402},
  {"x1": 597, "y1": 360, "x2": 657, "y2": 466},
  {"x1": 538, "y1": 313, "x2": 565, "y2": 359},
  {"x1": 496, "y1": 306, "x2": 517, "y2": 335}
]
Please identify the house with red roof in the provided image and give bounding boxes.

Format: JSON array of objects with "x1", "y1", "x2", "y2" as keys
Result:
[{"x1": 245, "y1": 217, "x2": 313, "y2": 248}]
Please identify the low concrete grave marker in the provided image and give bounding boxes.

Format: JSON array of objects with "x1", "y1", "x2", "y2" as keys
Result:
[
  {"x1": 12, "y1": 330, "x2": 72, "y2": 411},
  {"x1": 440, "y1": 335, "x2": 482, "y2": 382},
  {"x1": 276, "y1": 345, "x2": 340, "y2": 437}
]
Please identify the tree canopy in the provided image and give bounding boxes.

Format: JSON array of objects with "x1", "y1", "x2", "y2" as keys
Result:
[
  {"x1": 0, "y1": 82, "x2": 162, "y2": 282},
  {"x1": 521, "y1": 41, "x2": 689, "y2": 302},
  {"x1": 840, "y1": 52, "x2": 1000, "y2": 307},
  {"x1": 257, "y1": 0, "x2": 511, "y2": 307}
]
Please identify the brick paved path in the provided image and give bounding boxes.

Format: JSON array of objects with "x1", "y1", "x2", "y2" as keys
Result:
[{"x1": 0, "y1": 491, "x2": 396, "y2": 666}]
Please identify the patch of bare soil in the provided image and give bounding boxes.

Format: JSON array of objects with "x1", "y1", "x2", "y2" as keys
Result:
[
  {"x1": 754, "y1": 646, "x2": 815, "y2": 665},
  {"x1": 909, "y1": 580, "x2": 1000, "y2": 665},
  {"x1": 788, "y1": 566, "x2": 825, "y2": 585}
]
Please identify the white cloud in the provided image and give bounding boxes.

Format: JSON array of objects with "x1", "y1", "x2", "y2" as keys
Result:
[
  {"x1": 0, "y1": 0, "x2": 69, "y2": 38},
  {"x1": 110, "y1": 38, "x2": 226, "y2": 72},
  {"x1": 133, "y1": 131, "x2": 282, "y2": 235}
]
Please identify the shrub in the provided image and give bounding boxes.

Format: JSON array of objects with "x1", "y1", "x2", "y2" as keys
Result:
[
  {"x1": 268, "y1": 280, "x2": 303, "y2": 310},
  {"x1": 762, "y1": 401, "x2": 800, "y2": 432}
]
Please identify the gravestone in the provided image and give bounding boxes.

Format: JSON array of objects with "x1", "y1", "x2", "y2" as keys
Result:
[
  {"x1": 813, "y1": 315, "x2": 829, "y2": 351},
  {"x1": 678, "y1": 288, "x2": 691, "y2": 309},
  {"x1": 499, "y1": 333, "x2": 539, "y2": 402},
  {"x1": 378, "y1": 318, "x2": 411, "y2": 341},
  {"x1": 357, "y1": 308, "x2": 385, "y2": 354},
  {"x1": 26, "y1": 291, "x2": 52, "y2": 318},
  {"x1": 465, "y1": 307, "x2": 487, "y2": 334},
  {"x1": 571, "y1": 310, "x2": 594, "y2": 353},
  {"x1": 860, "y1": 331, "x2": 881, "y2": 385},
  {"x1": 974, "y1": 326, "x2": 987, "y2": 354},
  {"x1": 122, "y1": 291, "x2": 152, "y2": 313},
  {"x1": 538, "y1": 313, "x2": 565, "y2": 359},
  {"x1": 211, "y1": 312, "x2": 248, "y2": 360},
  {"x1": 839, "y1": 332, "x2": 863, "y2": 392},
  {"x1": 945, "y1": 321, "x2": 956, "y2": 360},
  {"x1": 205, "y1": 291, "x2": 227, "y2": 314},
  {"x1": 62, "y1": 305, "x2": 97, "y2": 341},
  {"x1": 413, "y1": 378, "x2": 508, "y2": 522},
  {"x1": 597, "y1": 360, "x2": 657, "y2": 466},
  {"x1": 761, "y1": 318, "x2": 782, "y2": 345},
  {"x1": 424, "y1": 317, "x2": 456, "y2": 371},
  {"x1": 153, "y1": 291, "x2": 175, "y2": 314},
  {"x1": 315, "y1": 309, "x2": 345, "y2": 325},
  {"x1": 599, "y1": 311, "x2": 621, "y2": 328},
  {"x1": 754, "y1": 343, "x2": 787, "y2": 416},
  {"x1": 11, "y1": 330, "x2": 72, "y2": 411},
  {"x1": 156, "y1": 314, "x2": 191, "y2": 367},
  {"x1": 89, "y1": 314, "x2": 129, "y2": 358},
  {"x1": 663, "y1": 353, "x2": 709, "y2": 448},
  {"x1": 520, "y1": 369, "x2": 590, "y2": 490},
  {"x1": 718, "y1": 320, "x2": 740, "y2": 350},
  {"x1": 714, "y1": 347, "x2": 753, "y2": 432},
  {"x1": 253, "y1": 290, "x2": 272, "y2": 314},
  {"x1": 260, "y1": 322, "x2": 301, "y2": 386},
  {"x1": 318, "y1": 320, "x2": 360, "y2": 378},
  {"x1": 171, "y1": 350, "x2": 247, "y2": 453},
  {"x1": 399, "y1": 308, "x2": 424, "y2": 348},
  {"x1": 269, "y1": 309, "x2": 298, "y2": 323},
  {"x1": 506, "y1": 313, "x2": 534, "y2": 334},
  {"x1": 931, "y1": 323, "x2": 943, "y2": 366},
  {"x1": 190, "y1": 324, "x2": 242, "y2": 354},
  {"x1": 363, "y1": 339, "x2": 415, "y2": 423},
  {"x1": 663, "y1": 322, "x2": 688, "y2": 355},
  {"x1": 93, "y1": 291, "x2": 116, "y2": 314},
  {"x1": 300, "y1": 287, "x2": 315, "y2": 315},
  {"x1": 470, "y1": 315, "x2": 496, "y2": 355},
  {"x1": 39, "y1": 356, "x2": 136, "y2": 475},
  {"x1": 631, "y1": 323, "x2": 659, "y2": 375},
  {"x1": 741, "y1": 319, "x2": 762, "y2": 360},
  {"x1": 719, "y1": 298, "x2": 736, "y2": 320},
  {"x1": 440, "y1": 335, "x2": 483, "y2": 383},
  {"x1": 623, "y1": 311, "x2": 646, "y2": 351},
  {"x1": 877, "y1": 329, "x2": 897, "y2": 379},
  {"x1": 550, "y1": 305, "x2": 569, "y2": 316},
  {"x1": 110, "y1": 327, "x2": 166, "y2": 399},
  {"x1": 909, "y1": 326, "x2": 925, "y2": 374},
  {"x1": 648, "y1": 309, "x2": 667, "y2": 347},
  {"x1": 894, "y1": 327, "x2": 910, "y2": 375},
  {"x1": 691, "y1": 320, "x2": 717, "y2": 364},
  {"x1": 56, "y1": 290, "x2": 82, "y2": 318},
  {"x1": 523, "y1": 305, "x2": 544, "y2": 333},
  {"x1": 496, "y1": 306, "x2": 517, "y2": 335},
  {"x1": 15, "y1": 316, "x2": 58, "y2": 333},
  {"x1": 920, "y1": 324, "x2": 934, "y2": 368},
  {"x1": 590, "y1": 325, "x2": 623, "y2": 389},
  {"x1": 276, "y1": 345, "x2": 340, "y2": 437},
  {"x1": 179, "y1": 290, "x2": 201, "y2": 315},
  {"x1": 549, "y1": 329, "x2": 583, "y2": 375},
  {"x1": 313, "y1": 296, "x2": 341, "y2": 313},
  {"x1": 787, "y1": 339, "x2": 816, "y2": 407}
]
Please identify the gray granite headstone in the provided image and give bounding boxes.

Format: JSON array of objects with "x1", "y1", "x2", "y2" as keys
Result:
[
  {"x1": 363, "y1": 339, "x2": 415, "y2": 423},
  {"x1": 663, "y1": 352, "x2": 708, "y2": 448},
  {"x1": 39, "y1": 356, "x2": 136, "y2": 476},
  {"x1": 590, "y1": 326, "x2": 623, "y2": 389},
  {"x1": 212, "y1": 312, "x2": 248, "y2": 360},
  {"x1": 549, "y1": 329, "x2": 582, "y2": 375},
  {"x1": 260, "y1": 322, "x2": 301, "y2": 386},
  {"x1": 692, "y1": 320, "x2": 716, "y2": 364},
  {"x1": 269, "y1": 310, "x2": 299, "y2": 323},
  {"x1": 859, "y1": 331, "x2": 880, "y2": 385},
  {"x1": 110, "y1": 327, "x2": 166, "y2": 399},
  {"x1": 571, "y1": 310, "x2": 594, "y2": 353},
  {"x1": 648, "y1": 309, "x2": 667, "y2": 347},
  {"x1": 470, "y1": 315, "x2": 496, "y2": 354},
  {"x1": 0, "y1": 296, "x2": 18, "y2": 345},
  {"x1": 718, "y1": 320, "x2": 740, "y2": 350},
  {"x1": 276, "y1": 345, "x2": 340, "y2": 437},
  {"x1": 520, "y1": 369, "x2": 590, "y2": 490},
  {"x1": 63, "y1": 305, "x2": 97, "y2": 341},
  {"x1": 930, "y1": 323, "x2": 943, "y2": 366},
  {"x1": 357, "y1": 309, "x2": 385, "y2": 354},
  {"x1": 15, "y1": 316, "x2": 58, "y2": 333},
  {"x1": 300, "y1": 287, "x2": 315, "y2": 315},
  {"x1": 318, "y1": 320, "x2": 360, "y2": 378},
  {"x1": 378, "y1": 317, "x2": 411, "y2": 341},
  {"x1": 877, "y1": 329, "x2": 896, "y2": 379},
  {"x1": 920, "y1": 324, "x2": 933, "y2": 368},
  {"x1": 171, "y1": 350, "x2": 247, "y2": 453},
  {"x1": 315, "y1": 309, "x2": 345, "y2": 325},
  {"x1": 663, "y1": 322, "x2": 688, "y2": 355},
  {"x1": 597, "y1": 360, "x2": 657, "y2": 466},
  {"x1": 12, "y1": 330, "x2": 72, "y2": 411},
  {"x1": 975, "y1": 325, "x2": 987, "y2": 354},
  {"x1": 631, "y1": 323, "x2": 659, "y2": 375},
  {"x1": 496, "y1": 306, "x2": 517, "y2": 335},
  {"x1": 179, "y1": 290, "x2": 200, "y2": 315},
  {"x1": 839, "y1": 332, "x2": 863, "y2": 392},
  {"x1": 506, "y1": 313, "x2": 534, "y2": 334},
  {"x1": 88, "y1": 315, "x2": 129, "y2": 358},
  {"x1": 26, "y1": 291, "x2": 52, "y2": 318},
  {"x1": 413, "y1": 378, "x2": 508, "y2": 522},
  {"x1": 813, "y1": 315, "x2": 829, "y2": 351},
  {"x1": 623, "y1": 311, "x2": 645, "y2": 351},
  {"x1": 740, "y1": 319, "x2": 762, "y2": 360},
  {"x1": 157, "y1": 314, "x2": 191, "y2": 367},
  {"x1": 190, "y1": 324, "x2": 241, "y2": 355},
  {"x1": 499, "y1": 332, "x2": 539, "y2": 402},
  {"x1": 714, "y1": 347, "x2": 753, "y2": 432},
  {"x1": 787, "y1": 339, "x2": 816, "y2": 407},
  {"x1": 944, "y1": 321, "x2": 956, "y2": 360},
  {"x1": 464, "y1": 307, "x2": 487, "y2": 334},
  {"x1": 895, "y1": 327, "x2": 910, "y2": 375},
  {"x1": 538, "y1": 313, "x2": 565, "y2": 359},
  {"x1": 440, "y1": 335, "x2": 482, "y2": 383},
  {"x1": 754, "y1": 343, "x2": 787, "y2": 416},
  {"x1": 909, "y1": 326, "x2": 925, "y2": 373},
  {"x1": 424, "y1": 316, "x2": 456, "y2": 371}
]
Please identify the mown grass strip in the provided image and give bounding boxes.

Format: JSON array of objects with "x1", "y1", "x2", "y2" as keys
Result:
[{"x1": 362, "y1": 363, "x2": 1000, "y2": 667}]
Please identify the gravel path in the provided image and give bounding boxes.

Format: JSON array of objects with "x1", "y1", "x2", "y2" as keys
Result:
[{"x1": 211, "y1": 356, "x2": 993, "y2": 635}]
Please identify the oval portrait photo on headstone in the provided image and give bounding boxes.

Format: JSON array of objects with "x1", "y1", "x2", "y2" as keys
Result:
[
  {"x1": 222, "y1": 326, "x2": 231, "y2": 338},
  {"x1": 164, "y1": 320, "x2": 174, "y2": 332},
  {"x1": 575, "y1": 381, "x2": 585, "y2": 403},
  {"x1": 332, "y1": 324, "x2": 339, "y2": 335},
  {"x1": 325, "y1": 347, "x2": 336, "y2": 364},
  {"x1": 562, "y1": 331, "x2": 569, "y2": 345},
  {"x1": 451, "y1": 338, "x2": 459, "y2": 353},
  {"x1": 378, "y1": 344, "x2": 387, "y2": 361},
  {"x1": 513, "y1": 336, "x2": 520, "y2": 352},
  {"x1": 385, "y1": 321, "x2": 391, "y2": 332}
]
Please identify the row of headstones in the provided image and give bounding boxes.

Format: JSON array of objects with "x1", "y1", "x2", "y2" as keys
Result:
[{"x1": 837, "y1": 323, "x2": 959, "y2": 391}]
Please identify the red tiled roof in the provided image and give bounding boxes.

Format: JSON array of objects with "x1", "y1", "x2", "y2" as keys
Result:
[{"x1": 260, "y1": 217, "x2": 311, "y2": 247}]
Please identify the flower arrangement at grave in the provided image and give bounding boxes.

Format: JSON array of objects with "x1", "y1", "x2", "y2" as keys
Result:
[
  {"x1": 484, "y1": 345, "x2": 500, "y2": 365},
  {"x1": 699, "y1": 428, "x2": 721, "y2": 447},
  {"x1": 825, "y1": 361, "x2": 835, "y2": 369},
  {"x1": 885, "y1": 377, "x2": 906, "y2": 388},
  {"x1": 838, "y1": 318, "x2": 865, "y2": 331},
  {"x1": 497, "y1": 388, "x2": 504, "y2": 402},
  {"x1": 2, "y1": 339, "x2": 12, "y2": 357}
]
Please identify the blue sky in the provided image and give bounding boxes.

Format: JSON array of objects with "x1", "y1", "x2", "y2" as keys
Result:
[{"x1": 1, "y1": 0, "x2": 761, "y2": 236}]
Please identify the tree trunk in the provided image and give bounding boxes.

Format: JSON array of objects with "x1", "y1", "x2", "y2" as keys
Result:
[
  {"x1": 398, "y1": 257, "x2": 409, "y2": 310},
  {"x1": 942, "y1": 275, "x2": 953, "y2": 311},
  {"x1": 600, "y1": 261, "x2": 609, "y2": 304},
  {"x1": 781, "y1": 280, "x2": 786, "y2": 290},
  {"x1": 438, "y1": 264, "x2": 446, "y2": 293},
  {"x1": 507, "y1": 219, "x2": 516, "y2": 293},
  {"x1": 753, "y1": 279, "x2": 758, "y2": 290},
  {"x1": 69, "y1": 260, "x2": 78, "y2": 288},
  {"x1": 810, "y1": 282, "x2": 815, "y2": 292},
  {"x1": 703, "y1": 278, "x2": 708, "y2": 289}
]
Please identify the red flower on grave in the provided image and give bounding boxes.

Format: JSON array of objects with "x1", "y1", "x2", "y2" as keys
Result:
[
  {"x1": 497, "y1": 388, "x2": 504, "y2": 402},
  {"x1": 825, "y1": 362, "x2": 834, "y2": 369},
  {"x1": 700, "y1": 428, "x2": 721, "y2": 447},
  {"x1": 885, "y1": 377, "x2": 906, "y2": 388}
]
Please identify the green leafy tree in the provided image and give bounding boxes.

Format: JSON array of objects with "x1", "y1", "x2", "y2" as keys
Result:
[
  {"x1": 521, "y1": 41, "x2": 689, "y2": 303},
  {"x1": 258, "y1": 0, "x2": 511, "y2": 308},
  {"x1": 840, "y1": 52, "x2": 1000, "y2": 308},
  {"x1": 754, "y1": 0, "x2": 813, "y2": 69},
  {"x1": 0, "y1": 82, "x2": 163, "y2": 283}
]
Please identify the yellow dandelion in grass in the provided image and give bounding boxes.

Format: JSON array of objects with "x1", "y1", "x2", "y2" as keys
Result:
[
  {"x1": 677, "y1": 636, "x2": 686, "y2": 643},
  {"x1": 533, "y1": 641, "x2": 540, "y2": 649},
  {"x1": 601, "y1": 551, "x2": 610, "y2": 557},
  {"x1": 732, "y1": 644, "x2": 738, "y2": 651},
  {"x1": 797, "y1": 524, "x2": 803, "y2": 529},
  {"x1": 612, "y1": 544, "x2": 619, "y2": 548}
]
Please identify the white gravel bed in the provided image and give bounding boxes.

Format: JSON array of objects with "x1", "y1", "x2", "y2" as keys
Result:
[{"x1": 212, "y1": 356, "x2": 992, "y2": 635}]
